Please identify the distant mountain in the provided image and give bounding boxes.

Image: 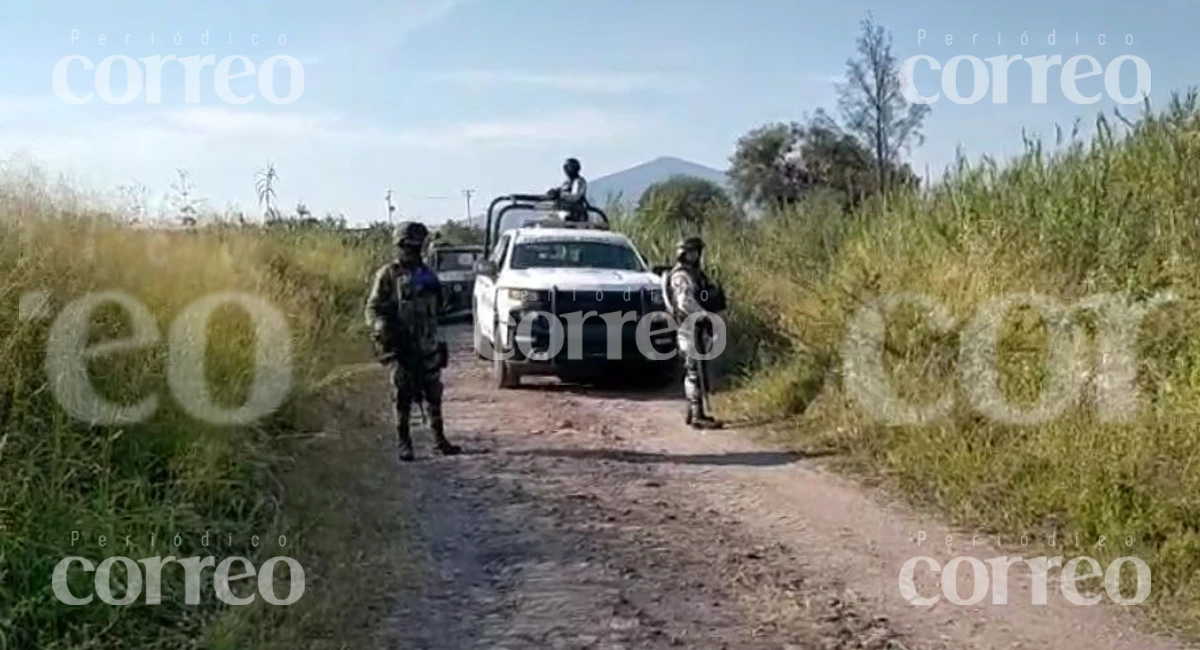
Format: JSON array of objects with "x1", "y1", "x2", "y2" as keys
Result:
[{"x1": 588, "y1": 156, "x2": 732, "y2": 207}]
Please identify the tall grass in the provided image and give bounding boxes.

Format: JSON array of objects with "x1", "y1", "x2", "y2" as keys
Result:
[
  {"x1": 0, "y1": 179, "x2": 387, "y2": 648},
  {"x1": 620, "y1": 95, "x2": 1200, "y2": 634}
]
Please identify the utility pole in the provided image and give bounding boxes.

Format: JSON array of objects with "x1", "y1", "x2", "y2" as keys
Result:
[
  {"x1": 461, "y1": 189, "x2": 475, "y2": 223},
  {"x1": 384, "y1": 189, "x2": 396, "y2": 224},
  {"x1": 460, "y1": 189, "x2": 475, "y2": 223}
]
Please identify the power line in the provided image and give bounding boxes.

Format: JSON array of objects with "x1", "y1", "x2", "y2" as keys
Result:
[{"x1": 382, "y1": 190, "x2": 468, "y2": 223}]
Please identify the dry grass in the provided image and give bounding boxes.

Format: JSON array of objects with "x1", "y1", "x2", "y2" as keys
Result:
[
  {"x1": 0, "y1": 173, "x2": 399, "y2": 648},
  {"x1": 620, "y1": 94, "x2": 1200, "y2": 635}
]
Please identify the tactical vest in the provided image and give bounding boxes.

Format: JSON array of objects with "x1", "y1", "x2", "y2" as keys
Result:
[
  {"x1": 662, "y1": 263, "x2": 727, "y2": 319},
  {"x1": 557, "y1": 178, "x2": 590, "y2": 222},
  {"x1": 388, "y1": 262, "x2": 442, "y2": 361}
]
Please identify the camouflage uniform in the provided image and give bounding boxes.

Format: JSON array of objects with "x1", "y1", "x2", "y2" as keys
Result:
[
  {"x1": 365, "y1": 222, "x2": 461, "y2": 461},
  {"x1": 665, "y1": 236, "x2": 724, "y2": 429},
  {"x1": 550, "y1": 157, "x2": 589, "y2": 222}
]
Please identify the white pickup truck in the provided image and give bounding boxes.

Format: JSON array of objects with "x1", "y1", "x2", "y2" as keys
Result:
[{"x1": 471, "y1": 198, "x2": 678, "y2": 388}]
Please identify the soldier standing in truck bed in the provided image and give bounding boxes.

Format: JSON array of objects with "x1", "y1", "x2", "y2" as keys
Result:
[{"x1": 547, "y1": 157, "x2": 589, "y2": 222}]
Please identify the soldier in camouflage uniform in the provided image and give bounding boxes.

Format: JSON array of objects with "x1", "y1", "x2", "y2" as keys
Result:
[
  {"x1": 546, "y1": 157, "x2": 589, "y2": 222},
  {"x1": 365, "y1": 222, "x2": 462, "y2": 461},
  {"x1": 665, "y1": 235, "x2": 725, "y2": 430}
]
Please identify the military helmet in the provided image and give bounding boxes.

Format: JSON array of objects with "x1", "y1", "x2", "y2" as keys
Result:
[
  {"x1": 563, "y1": 157, "x2": 581, "y2": 175},
  {"x1": 394, "y1": 221, "x2": 430, "y2": 248},
  {"x1": 675, "y1": 235, "x2": 704, "y2": 259}
]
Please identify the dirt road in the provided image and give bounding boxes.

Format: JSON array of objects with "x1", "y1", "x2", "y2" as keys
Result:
[{"x1": 334, "y1": 326, "x2": 1191, "y2": 650}]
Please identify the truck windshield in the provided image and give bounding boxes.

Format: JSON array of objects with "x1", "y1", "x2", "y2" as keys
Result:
[
  {"x1": 509, "y1": 241, "x2": 644, "y2": 271},
  {"x1": 435, "y1": 251, "x2": 481, "y2": 271}
]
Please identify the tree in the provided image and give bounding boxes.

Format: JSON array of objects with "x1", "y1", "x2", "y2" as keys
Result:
[
  {"x1": 637, "y1": 175, "x2": 735, "y2": 233},
  {"x1": 728, "y1": 122, "x2": 808, "y2": 209},
  {"x1": 434, "y1": 219, "x2": 486, "y2": 246},
  {"x1": 729, "y1": 117, "x2": 888, "y2": 210},
  {"x1": 796, "y1": 112, "x2": 876, "y2": 205},
  {"x1": 835, "y1": 12, "x2": 930, "y2": 193},
  {"x1": 323, "y1": 213, "x2": 347, "y2": 230}
]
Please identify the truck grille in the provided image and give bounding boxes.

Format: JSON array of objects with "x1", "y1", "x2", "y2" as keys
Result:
[{"x1": 552, "y1": 289, "x2": 645, "y2": 317}]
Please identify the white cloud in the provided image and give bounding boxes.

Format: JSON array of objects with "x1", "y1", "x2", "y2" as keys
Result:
[
  {"x1": 0, "y1": 96, "x2": 60, "y2": 120},
  {"x1": 145, "y1": 105, "x2": 654, "y2": 150},
  {"x1": 370, "y1": 109, "x2": 657, "y2": 148},
  {"x1": 162, "y1": 107, "x2": 336, "y2": 139},
  {"x1": 430, "y1": 69, "x2": 701, "y2": 94},
  {"x1": 0, "y1": 102, "x2": 656, "y2": 207},
  {"x1": 0, "y1": 95, "x2": 653, "y2": 150},
  {"x1": 0, "y1": 95, "x2": 657, "y2": 222}
]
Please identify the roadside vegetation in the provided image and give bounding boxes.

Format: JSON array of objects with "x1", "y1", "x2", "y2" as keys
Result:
[
  {"x1": 617, "y1": 14, "x2": 1200, "y2": 638},
  {"x1": 0, "y1": 166, "x2": 405, "y2": 648}
]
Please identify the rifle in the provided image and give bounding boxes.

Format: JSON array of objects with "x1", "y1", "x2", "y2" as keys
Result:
[
  {"x1": 372, "y1": 316, "x2": 425, "y2": 423},
  {"x1": 374, "y1": 329, "x2": 448, "y2": 429},
  {"x1": 696, "y1": 318, "x2": 714, "y2": 415}
]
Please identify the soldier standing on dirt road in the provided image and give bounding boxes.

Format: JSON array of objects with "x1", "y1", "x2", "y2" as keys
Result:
[
  {"x1": 365, "y1": 222, "x2": 463, "y2": 461},
  {"x1": 665, "y1": 235, "x2": 726, "y2": 430}
]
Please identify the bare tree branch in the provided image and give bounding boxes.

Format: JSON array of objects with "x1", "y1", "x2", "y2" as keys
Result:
[{"x1": 835, "y1": 12, "x2": 930, "y2": 193}]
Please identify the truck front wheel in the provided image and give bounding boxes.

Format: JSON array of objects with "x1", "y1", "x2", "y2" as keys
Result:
[
  {"x1": 473, "y1": 303, "x2": 488, "y2": 360},
  {"x1": 492, "y1": 316, "x2": 520, "y2": 389}
]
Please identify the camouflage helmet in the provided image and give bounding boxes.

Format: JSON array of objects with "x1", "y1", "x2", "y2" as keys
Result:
[
  {"x1": 394, "y1": 221, "x2": 430, "y2": 248},
  {"x1": 563, "y1": 157, "x2": 581, "y2": 175},
  {"x1": 675, "y1": 235, "x2": 704, "y2": 259}
]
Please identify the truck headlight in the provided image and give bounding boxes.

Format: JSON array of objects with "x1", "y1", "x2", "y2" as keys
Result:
[{"x1": 503, "y1": 288, "x2": 548, "y2": 305}]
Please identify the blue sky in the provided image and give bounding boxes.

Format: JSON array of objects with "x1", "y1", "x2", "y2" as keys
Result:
[{"x1": 0, "y1": 0, "x2": 1194, "y2": 225}]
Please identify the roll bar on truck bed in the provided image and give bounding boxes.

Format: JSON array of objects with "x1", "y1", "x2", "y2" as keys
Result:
[{"x1": 483, "y1": 194, "x2": 610, "y2": 253}]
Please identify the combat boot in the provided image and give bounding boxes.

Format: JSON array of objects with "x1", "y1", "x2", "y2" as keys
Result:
[
  {"x1": 687, "y1": 404, "x2": 723, "y2": 430},
  {"x1": 431, "y1": 419, "x2": 462, "y2": 456},
  {"x1": 397, "y1": 422, "x2": 415, "y2": 462},
  {"x1": 694, "y1": 413, "x2": 724, "y2": 429}
]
